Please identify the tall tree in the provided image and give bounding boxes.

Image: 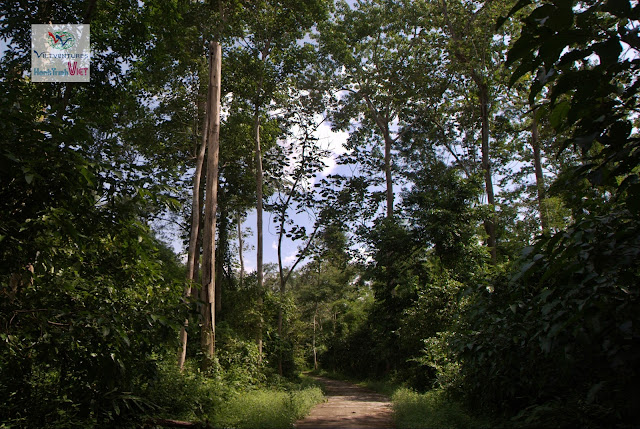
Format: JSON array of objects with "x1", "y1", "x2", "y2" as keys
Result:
[
  {"x1": 268, "y1": 109, "x2": 328, "y2": 374},
  {"x1": 457, "y1": 2, "x2": 640, "y2": 425},
  {"x1": 200, "y1": 39, "x2": 222, "y2": 362},
  {"x1": 225, "y1": 0, "x2": 330, "y2": 358},
  {"x1": 319, "y1": 0, "x2": 431, "y2": 219},
  {"x1": 431, "y1": 0, "x2": 514, "y2": 263},
  {"x1": 163, "y1": 0, "x2": 243, "y2": 367},
  {"x1": 179, "y1": 94, "x2": 208, "y2": 369}
]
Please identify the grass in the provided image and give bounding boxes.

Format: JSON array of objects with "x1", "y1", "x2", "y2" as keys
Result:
[
  {"x1": 145, "y1": 360, "x2": 325, "y2": 428},
  {"x1": 392, "y1": 387, "x2": 490, "y2": 429},
  {"x1": 213, "y1": 386, "x2": 324, "y2": 429}
]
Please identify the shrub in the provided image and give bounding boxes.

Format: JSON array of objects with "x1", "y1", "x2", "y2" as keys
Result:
[
  {"x1": 392, "y1": 388, "x2": 486, "y2": 429},
  {"x1": 456, "y1": 211, "x2": 640, "y2": 426},
  {"x1": 213, "y1": 386, "x2": 324, "y2": 429}
]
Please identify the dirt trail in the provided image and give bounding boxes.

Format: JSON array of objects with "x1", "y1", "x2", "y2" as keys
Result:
[{"x1": 295, "y1": 376, "x2": 395, "y2": 429}]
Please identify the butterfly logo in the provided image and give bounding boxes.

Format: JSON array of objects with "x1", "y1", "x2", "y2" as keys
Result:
[{"x1": 46, "y1": 31, "x2": 76, "y2": 50}]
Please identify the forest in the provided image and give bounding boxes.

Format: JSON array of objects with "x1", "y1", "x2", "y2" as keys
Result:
[{"x1": 1, "y1": 0, "x2": 639, "y2": 428}]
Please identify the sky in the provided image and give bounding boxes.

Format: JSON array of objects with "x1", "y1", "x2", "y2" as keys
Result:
[{"x1": 205, "y1": 121, "x2": 351, "y2": 272}]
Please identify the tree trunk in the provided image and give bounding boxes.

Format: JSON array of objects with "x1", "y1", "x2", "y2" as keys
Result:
[
  {"x1": 312, "y1": 302, "x2": 318, "y2": 370},
  {"x1": 363, "y1": 95, "x2": 395, "y2": 219},
  {"x1": 178, "y1": 95, "x2": 209, "y2": 370},
  {"x1": 476, "y1": 78, "x2": 497, "y2": 264},
  {"x1": 201, "y1": 40, "x2": 222, "y2": 363},
  {"x1": 277, "y1": 221, "x2": 285, "y2": 376},
  {"x1": 531, "y1": 108, "x2": 548, "y2": 233},
  {"x1": 254, "y1": 103, "x2": 264, "y2": 361},
  {"x1": 215, "y1": 203, "x2": 228, "y2": 314},
  {"x1": 384, "y1": 131, "x2": 394, "y2": 218},
  {"x1": 237, "y1": 211, "x2": 244, "y2": 289},
  {"x1": 439, "y1": 0, "x2": 497, "y2": 263}
]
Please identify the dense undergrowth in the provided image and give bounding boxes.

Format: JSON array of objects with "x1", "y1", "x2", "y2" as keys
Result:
[
  {"x1": 146, "y1": 360, "x2": 324, "y2": 428},
  {"x1": 392, "y1": 388, "x2": 489, "y2": 429}
]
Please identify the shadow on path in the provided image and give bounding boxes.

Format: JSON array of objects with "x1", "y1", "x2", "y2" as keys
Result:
[{"x1": 295, "y1": 376, "x2": 395, "y2": 429}]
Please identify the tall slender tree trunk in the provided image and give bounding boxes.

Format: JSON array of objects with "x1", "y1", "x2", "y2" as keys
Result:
[
  {"x1": 178, "y1": 96, "x2": 209, "y2": 370},
  {"x1": 363, "y1": 95, "x2": 395, "y2": 219},
  {"x1": 254, "y1": 103, "x2": 264, "y2": 360},
  {"x1": 201, "y1": 40, "x2": 222, "y2": 364},
  {"x1": 476, "y1": 77, "x2": 497, "y2": 264},
  {"x1": 277, "y1": 227, "x2": 285, "y2": 376},
  {"x1": 384, "y1": 132, "x2": 394, "y2": 219},
  {"x1": 440, "y1": 0, "x2": 497, "y2": 263},
  {"x1": 237, "y1": 211, "x2": 245, "y2": 289},
  {"x1": 275, "y1": 153, "x2": 303, "y2": 376},
  {"x1": 215, "y1": 203, "x2": 227, "y2": 314},
  {"x1": 312, "y1": 302, "x2": 318, "y2": 370},
  {"x1": 531, "y1": 108, "x2": 548, "y2": 233}
]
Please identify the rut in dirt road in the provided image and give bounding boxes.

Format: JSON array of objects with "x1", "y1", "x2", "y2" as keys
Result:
[{"x1": 295, "y1": 377, "x2": 395, "y2": 429}]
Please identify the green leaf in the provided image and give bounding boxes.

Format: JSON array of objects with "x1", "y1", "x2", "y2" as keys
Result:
[
  {"x1": 625, "y1": 182, "x2": 640, "y2": 214},
  {"x1": 586, "y1": 381, "x2": 605, "y2": 403},
  {"x1": 79, "y1": 165, "x2": 95, "y2": 186},
  {"x1": 604, "y1": 0, "x2": 631, "y2": 16},
  {"x1": 593, "y1": 38, "x2": 622, "y2": 67}
]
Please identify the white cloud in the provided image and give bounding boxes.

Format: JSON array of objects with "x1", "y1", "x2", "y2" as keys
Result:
[
  {"x1": 271, "y1": 241, "x2": 278, "y2": 250},
  {"x1": 283, "y1": 253, "x2": 297, "y2": 265},
  {"x1": 314, "y1": 121, "x2": 349, "y2": 177}
]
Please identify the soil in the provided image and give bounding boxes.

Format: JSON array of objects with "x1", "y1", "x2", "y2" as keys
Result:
[{"x1": 294, "y1": 376, "x2": 395, "y2": 429}]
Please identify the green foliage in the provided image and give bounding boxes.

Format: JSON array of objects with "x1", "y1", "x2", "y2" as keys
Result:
[
  {"x1": 216, "y1": 324, "x2": 266, "y2": 387},
  {"x1": 3, "y1": 0, "x2": 639, "y2": 427},
  {"x1": 401, "y1": 158, "x2": 487, "y2": 281},
  {"x1": 392, "y1": 388, "x2": 487, "y2": 429},
  {"x1": 0, "y1": 201, "x2": 186, "y2": 428},
  {"x1": 316, "y1": 293, "x2": 375, "y2": 377},
  {"x1": 0, "y1": 79, "x2": 186, "y2": 427},
  {"x1": 449, "y1": 1, "x2": 640, "y2": 427},
  {"x1": 143, "y1": 357, "x2": 324, "y2": 428},
  {"x1": 457, "y1": 209, "x2": 640, "y2": 426},
  {"x1": 504, "y1": 0, "x2": 640, "y2": 215},
  {"x1": 0, "y1": 2, "x2": 194, "y2": 426},
  {"x1": 397, "y1": 260, "x2": 465, "y2": 391},
  {"x1": 213, "y1": 386, "x2": 323, "y2": 429},
  {"x1": 144, "y1": 359, "x2": 225, "y2": 423}
]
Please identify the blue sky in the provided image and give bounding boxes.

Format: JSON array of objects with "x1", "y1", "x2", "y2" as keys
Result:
[{"x1": 238, "y1": 123, "x2": 350, "y2": 272}]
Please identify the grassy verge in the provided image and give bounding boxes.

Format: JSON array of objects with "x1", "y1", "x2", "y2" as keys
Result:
[
  {"x1": 392, "y1": 387, "x2": 489, "y2": 429},
  {"x1": 145, "y1": 361, "x2": 324, "y2": 428},
  {"x1": 214, "y1": 386, "x2": 324, "y2": 429}
]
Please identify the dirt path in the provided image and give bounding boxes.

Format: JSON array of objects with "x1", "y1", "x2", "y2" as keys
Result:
[{"x1": 295, "y1": 376, "x2": 395, "y2": 429}]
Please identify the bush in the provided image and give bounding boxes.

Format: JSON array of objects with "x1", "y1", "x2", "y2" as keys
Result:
[
  {"x1": 143, "y1": 359, "x2": 227, "y2": 423},
  {"x1": 456, "y1": 211, "x2": 640, "y2": 427},
  {"x1": 142, "y1": 358, "x2": 324, "y2": 428},
  {"x1": 0, "y1": 226, "x2": 186, "y2": 428},
  {"x1": 213, "y1": 386, "x2": 324, "y2": 429},
  {"x1": 392, "y1": 388, "x2": 486, "y2": 429}
]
